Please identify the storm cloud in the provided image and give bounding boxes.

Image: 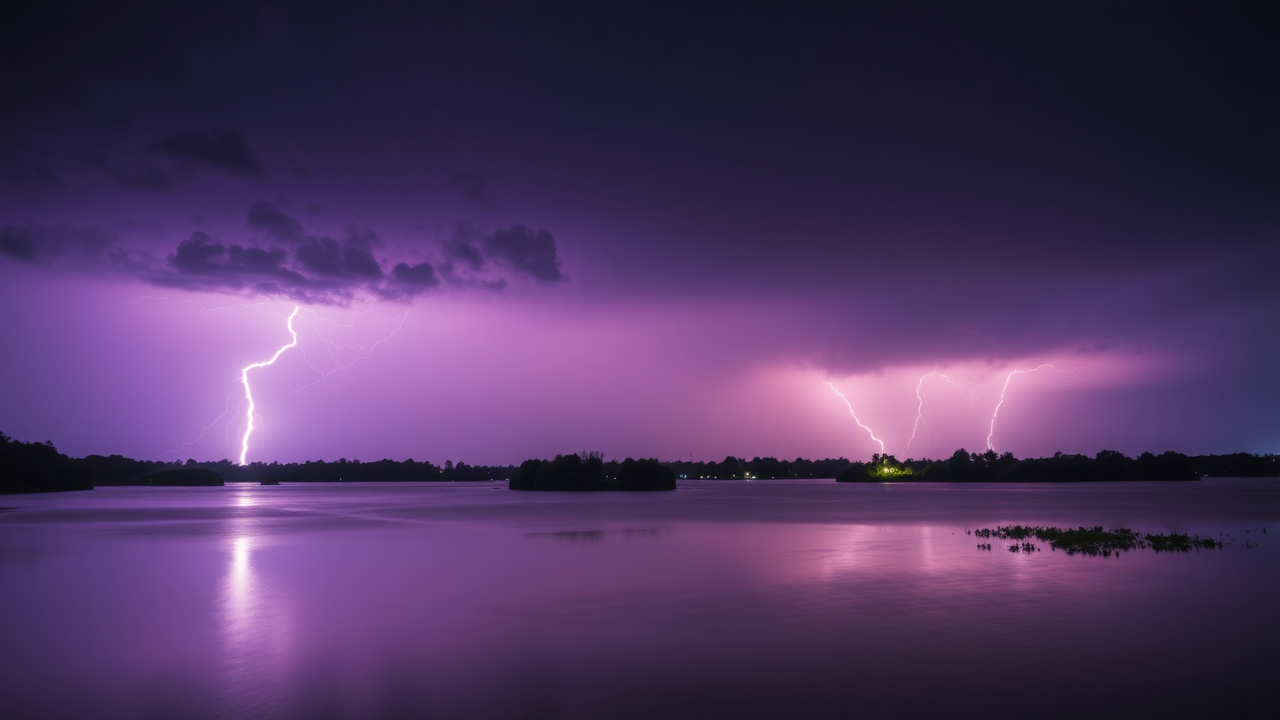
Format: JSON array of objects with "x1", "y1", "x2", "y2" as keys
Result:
[
  {"x1": 1, "y1": 204, "x2": 569, "y2": 306},
  {"x1": 247, "y1": 201, "x2": 306, "y2": 242},
  {"x1": 482, "y1": 225, "x2": 564, "y2": 284},
  {"x1": 0, "y1": 225, "x2": 114, "y2": 267},
  {"x1": 450, "y1": 171, "x2": 488, "y2": 205},
  {"x1": 0, "y1": 2, "x2": 1275, "y2": 459},
  {"x1": 151, "y1": 129, "x2": 265, "y2": 175}
]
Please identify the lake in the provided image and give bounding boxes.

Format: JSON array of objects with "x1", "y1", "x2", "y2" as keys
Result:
[{"x1": 1, "y1": 479, "x2": 1276, "y2": 719}]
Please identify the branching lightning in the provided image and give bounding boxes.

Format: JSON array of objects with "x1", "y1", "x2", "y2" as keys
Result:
[
  {"x1": 238, "y1": 307, "x2": 300, "y2": 465},
  {"x1": 985, "y1": 364, "x2": 1075, "y2": 452},
  {"x1": 161, "y1": 394, "x2": 243, "y2": 460},
  {"x1": 827, "y1": 382, "x2": 886, "y2": 455},
  {"x1": 153, "y1": 303, "x2": 406, "y2": 463},
  {"x1": 825, "y1": 360, "x2": 1095, "y2": 459},
  {"x1": 284, "y1": 310, "x2": 409, "y2": 392},
  {"x1": 906, "y1": 370, "x2": 971, "y2": 456}
]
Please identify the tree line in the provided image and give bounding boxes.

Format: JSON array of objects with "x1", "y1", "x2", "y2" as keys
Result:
[
  {"x1": 83, "y1": 455, "x2": 517, "y2": 485},
  {"x1": 836, "y1": 449, "x2": 1280, "y2": 482},
  {"x1": 0, "y1": 432, "x2": 94, "y2": 494},
  {"x1": 2, "y1": 428, "x2": 1276, "y2": 495}
]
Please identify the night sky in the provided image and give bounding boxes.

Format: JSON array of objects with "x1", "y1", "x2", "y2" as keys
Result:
[{"x1": 1, "y1": 1, "x2": 1276, "y2": 465}]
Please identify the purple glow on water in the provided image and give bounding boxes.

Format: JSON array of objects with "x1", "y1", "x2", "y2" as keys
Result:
[{"x1": 1, "y1": 480, "x2": 1276, "y2": 719}]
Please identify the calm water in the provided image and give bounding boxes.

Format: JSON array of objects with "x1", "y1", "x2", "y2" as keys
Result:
[{"x1": 1, "y1": 479, "x2": 1276, "y2": 720}]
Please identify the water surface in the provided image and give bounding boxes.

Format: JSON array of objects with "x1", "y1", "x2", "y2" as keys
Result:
[{"x1": 2, "y1": 479, "x2": 1276, "y2": 719}]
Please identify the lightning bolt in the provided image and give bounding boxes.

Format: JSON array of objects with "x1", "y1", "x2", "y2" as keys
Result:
[
  {"x1": 238, "y1": 306, "x2": 300, "y2": 465},
  {"x1": 827, "y1": 382, "x2": 886, "y2": 455},
  {"x1": 985, "y1": 363, "x2": 1070, "y2": 452},
  {"x1": 906, "y1": 370, "x2": 972, "y2": 457},
  {"x1": 907, "y1": 372, "x2": 936, "y2": 457},
  {"x1": 156, "y1": 304, "x2": 405, "y2": 462}
]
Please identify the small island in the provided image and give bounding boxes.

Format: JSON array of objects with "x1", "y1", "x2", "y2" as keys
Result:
[
  {"x1": 509, "y1": 452, "x2": 676, "y2": 491},
  {"x1": 144, "y1": 467, "x2": 224, "y2": 487}
]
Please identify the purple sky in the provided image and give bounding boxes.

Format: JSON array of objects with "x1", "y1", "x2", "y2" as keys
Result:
[{"x1": 1, "y1": 2, "x2": 1276, "y2": 464}]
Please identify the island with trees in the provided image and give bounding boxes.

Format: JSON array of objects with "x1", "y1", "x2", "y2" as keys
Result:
[
  {"x1": 509, "y1": 452, "x2": 677, "y2": 491},
  {"x1": 144, "y1": 467, "x2": 225, "y2": 486}
]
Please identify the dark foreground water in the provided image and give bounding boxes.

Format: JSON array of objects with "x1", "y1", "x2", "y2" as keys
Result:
[{"x1": 1, "y1": 479, "x2": 1277, "y2": 720}]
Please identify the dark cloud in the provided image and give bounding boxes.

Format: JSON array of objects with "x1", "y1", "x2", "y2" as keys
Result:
[
  {"x1": 391, "y1": 261, "x2": 440, "y2": 287},
  {"x1": 0, "y1": 154, "x2": 66, "y2": 194},
  {"x1": 0, "y1": 225, "x2": 112, "y2": 265},
  {"x1": 0, "y1": 227, "x2": 41, "y2": 263},
  {"x1": 482, "y1": 225, "x2": 564, "y2": 284},
  {"x1": 369, "y1": 261, "x2": 440, "y2": 300},
  {"x1": 2, "y1": 206, "x2": 567, "y2": 305},
  {"x1": 437, "y1": 261, "x2": 507, "y2": 292},
  {"x1": 296, "y1": 236, "x2": 383, "y2": 280},
  {"x1": 151, "y1": 129, "x2": 264, "y2": 175},
  {"x1": 247, "y1": 200, "x2": 305, "y2": 242},
  {"x1": 436, "y1": 225, "x2": 508, "y2": 291},
  {"x1": 450, "y1": 171, "x2": 488, "y2": 205},
  {"x1": 442, "y1": 236, "x2": 485, "y2": 271},
  {"x1": 111, "y1": 165, "x2": 176, "y2": 192},
  {"x1": 248, "y1": 203, "x2": 383, "y2": 281},
  {"x1": 166, "y1": 232, "x2": 305, "y2": 285},
  {"x1": 83, "y1": 150, "x2": 183, "y2": 193},
  {"x1": 153, "y1": 205, "x2": 443, "y2": 303}
]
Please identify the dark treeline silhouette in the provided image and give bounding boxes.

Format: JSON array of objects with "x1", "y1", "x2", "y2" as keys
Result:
[
  {"x1": 1189, "y1": 453, "x2": 1280, "y2": 478},
  {"x1": 835, "y1": 449, "x2": 1279, "y2": 482},
  {"x1": 3, "y1": 427, "x2": 1276, "y2": 495},
  {"x1": 0, "y1": 432, "x2": 94, "y2": 494},
  {"x1": 81, "y1": 454, "x2": 515, "y2": 486},
  {"x1": 509, "y1": 452, "x2": 677, "y2": 491},
  {"x1": 146, "y1": 467, "x2": 225, "y2": 486},
  {"x1": 665, "y1": 456, "x2": 855, "y2": 480}
]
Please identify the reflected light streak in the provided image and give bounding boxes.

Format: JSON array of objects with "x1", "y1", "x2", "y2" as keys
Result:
[{"x1": 229, "y1": 536, "x2": 253, "y2": 605}]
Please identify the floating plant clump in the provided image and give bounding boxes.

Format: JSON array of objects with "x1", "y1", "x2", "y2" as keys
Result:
[{"x1": 969, "y1": 525, "x2": 1222, "y2": 557}]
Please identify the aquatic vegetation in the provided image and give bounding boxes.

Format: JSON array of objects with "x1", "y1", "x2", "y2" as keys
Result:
[
  {"x1": 972, "y1": 525, "x2": 1223, "y2": 556},
  {"x1": 1145, "y1": 533, "x2": 1221, "y2": 552}
]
